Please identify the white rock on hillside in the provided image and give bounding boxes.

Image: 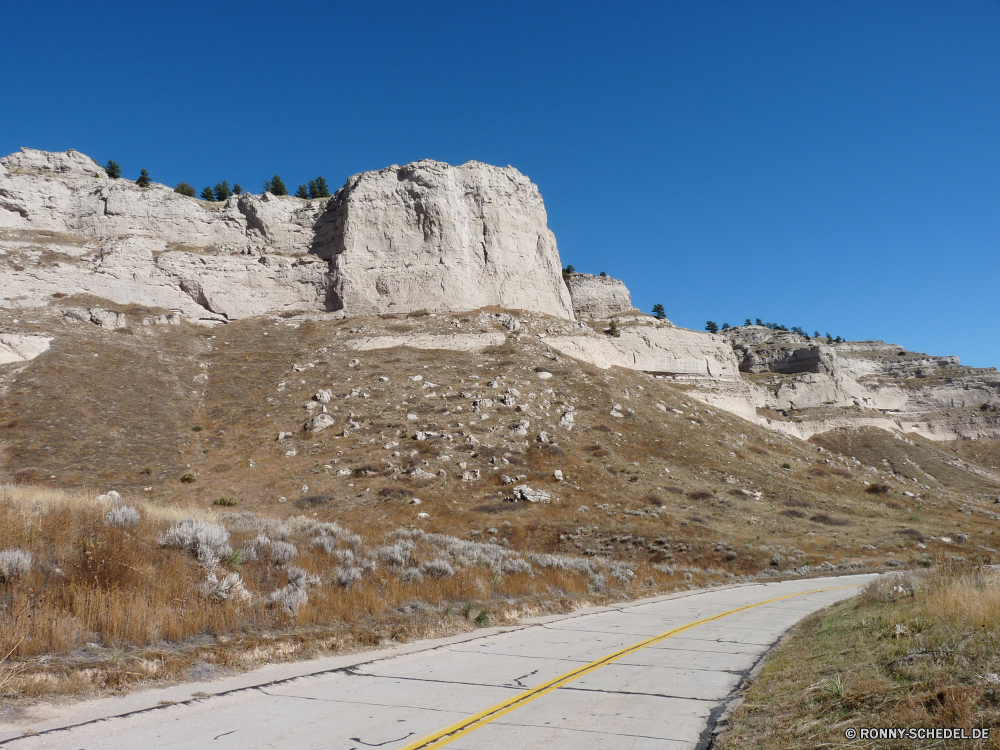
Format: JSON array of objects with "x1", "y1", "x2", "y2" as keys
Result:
[
  {"x1": 546, "y1": 324, "x2": 758, "y2": 421},
  {"x1": 0, "y1": 334, "x2": 51, "y2": 364},
  {"x1": 564, "y1": 272, "x2": 635, "y2": 319},
  {"x1": 313, "y1": 160, "x2": 574, "y2": 319}
]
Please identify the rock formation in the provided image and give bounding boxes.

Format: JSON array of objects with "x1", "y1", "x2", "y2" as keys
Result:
[
  {"x1": 3, "y1": 147, "x2": 998, "y2": 442},
  {"x1": 544, "y1": 316, "x2": 758, "y2": 421},
  {"x1": 312, "y1": 160, "x2": 574, "y2": 319},
  {"x1": 564, "y1": 272, "x2": 634, "y2": 319},
  {"x1": 723, "y1": 326, "x2": 1000, "y2": 440},
  {"x1": 0, "y1": 149, "x2": 574, "y2": 322}
]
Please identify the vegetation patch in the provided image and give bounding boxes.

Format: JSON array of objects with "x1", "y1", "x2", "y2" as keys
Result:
[{"x1": 716, "y1": 562, "x2": 1000, "y2": 750}]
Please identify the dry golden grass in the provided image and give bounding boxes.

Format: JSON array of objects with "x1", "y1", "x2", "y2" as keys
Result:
[
  {"x1": 717, "y1": 560, "x2": 1000, "y2": 750},
  {"x1": 2, "y1": 306, "x2": 1000, "y2": 700}
]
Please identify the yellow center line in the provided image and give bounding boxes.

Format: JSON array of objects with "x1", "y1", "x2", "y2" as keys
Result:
[{"x1": 398, "y1": 583, "x2": 862, "y2": 750}]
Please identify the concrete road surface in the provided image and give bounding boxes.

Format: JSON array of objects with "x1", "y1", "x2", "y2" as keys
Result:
[{"x1": 1, "y1": 574, "x2": 876, "y2": 749}]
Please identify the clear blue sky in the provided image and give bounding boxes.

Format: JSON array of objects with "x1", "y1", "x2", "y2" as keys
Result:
[{"x1": 4, "y1": 1, "x2": 999, "y2": 366}]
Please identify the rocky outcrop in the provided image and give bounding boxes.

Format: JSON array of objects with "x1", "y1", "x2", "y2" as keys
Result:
[
  {"x1": 546, "y1": 319, "x2": 758, "y2": 421},
  {"x1": 723, "y1": 326, "x2": 1000, "y2": 440},
  {"x1": 0, "y1": 334, "x2": 51, "y2": 364},
  {"x1": 312, "y1": 160, "x2": 574, "y2": 319},
  {"x1": 564, "y1": 272, "x2": 634, "y2": 319},
  {"x1": 1, "y1": 149, "x2": 574, "y2": 322},
  {"x1": 348, "y1": 332, "x2": 507, "y2": 352},
  {"x1": 0, "y1": 148, "x2": 323, "y2": 253}
]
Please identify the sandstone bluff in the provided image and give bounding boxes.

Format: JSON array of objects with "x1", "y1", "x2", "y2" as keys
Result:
[{"x1": 1, "y1": 147, "x2": 998, "y2": 441}]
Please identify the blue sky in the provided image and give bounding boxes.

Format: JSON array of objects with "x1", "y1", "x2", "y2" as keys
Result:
[{"x1": 4, "y1": 1, "x2": 999, "y2": 366}]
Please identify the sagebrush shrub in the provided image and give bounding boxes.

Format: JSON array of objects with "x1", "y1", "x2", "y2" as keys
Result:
[
  {"x1": 0, "y1": 549, "x2": 32, "y2": 581},
  {"x1": 399, "y1": 567, "x2": 424, "y2": 584},
  {"x1": 336, "y1": 566, "x2": 363, "y2": 587},
  {"x1": 105, "y1": 505, "x2": 141, "y2": 528},
  {"x1": 376, "y1": 540, "x2": 414, "y2": 567},
  {"x1": 268, "y1": 585, "x2": 308, "y2": 615},
  {"x1": 422, "y1": 559, "x2": 455, "y2": 578},
  {"x1": 202, "y1": 572, "x2": 251, "y2": 602},
  {"x1": 269, "y1": 541, "x2": 297, "y2": 563},
  {"x1": 161, "y1": 518, "x2": 233, "y2": 564}
]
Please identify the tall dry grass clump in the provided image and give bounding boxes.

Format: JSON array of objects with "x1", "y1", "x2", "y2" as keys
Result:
[{"x1": 0, "y1": 484, "x2": 642, "y2": 686}]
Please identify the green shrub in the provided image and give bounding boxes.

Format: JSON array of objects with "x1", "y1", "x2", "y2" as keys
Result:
[
  {"x1": 214, "y1": 497, "x2": 239, "y2": 507},
  {"x1": 174, "y1": 182, "x2": 196, "y2": 197},
  {"x1": 180, "y1": 473, "x2": 197, "y2": 484}
]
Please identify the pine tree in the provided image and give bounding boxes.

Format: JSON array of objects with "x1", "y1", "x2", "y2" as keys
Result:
[
  {"x1": 105, "y1": 160, "x2": 121, "y2": 179},
  {"x1": 174, "y1": 182, "x2": 196, "y2": 197},
  {"x1": 705, "y1": 321, "x2": 719, "y2": 334},
  {"x1": 200, "y1": 186, "x2": 216, "y2": 201},
  {"x1": 722, "y1": 322, "x2": 730, "y2": 330},
  {"x1": 608, "y1": 320, "x2": 620, "y2": 337},
  {"x1": 136, "y1": 169, "x2": 151, "y2": 187},
  {"x1": 233, "y1": 184, "x2": 242, "y2": 195},
  {"x1": 814, "y1": 331, "x2": 820, "y2": 338},
  {"x1": 266, "y1": 175, "x2": 287, "y2": 196},
  {"x1": 311, "y1": 176, "x2": 330, "y2": 198},
  {"x1": 599, "y1": 271, "x2": 607, "y2": 277},
  {"x1": 826, "y1": 332, "x2": 832, "y2": 341},
  {"x1": 652, "y1": 303, "x2": 666, "y2": 320},
  {"x1": 295, "y1": 184, "x2": 310, "y2": 199},
  {"x1": 755, "y1": 318, "x2": 763, "y2": 326},
  {"x1": 745, "y1": 318, "x2": 752, "y2": 326},
  {"x1": 214, "y1": 181, "x2": 231, "y2": 202}
]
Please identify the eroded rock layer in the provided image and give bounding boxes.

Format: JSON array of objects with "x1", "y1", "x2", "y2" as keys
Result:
[{"x1": 723, "y1": 326, "x2": 1000, "y2": 440}]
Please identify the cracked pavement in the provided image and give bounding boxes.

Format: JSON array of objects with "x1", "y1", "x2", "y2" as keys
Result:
[{"x1": 0, "y1": 575, "x2": 876, "y2": 750}]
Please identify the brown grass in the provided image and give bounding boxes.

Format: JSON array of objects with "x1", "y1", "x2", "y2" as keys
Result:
[
  {"x1": 717, "y1": 561, "x2": 1000, "y2": 750},
  {"x1": 2, "y1": 306, "x2": 1000, "y2": 699}
]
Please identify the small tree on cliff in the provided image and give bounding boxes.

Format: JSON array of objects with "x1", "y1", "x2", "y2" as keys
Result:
[
  {"x1": 705, "y1": 321, "x2": 719, "y2": 334},
  {"x1": 174, "y1": 182, "x2": 196, "y2": 197},
  {"x1": 309, "y1": 177, "x2": 330, "y2": 198},
  {"x1": 200, "y1": 186, "x2": 216, "y2": 201},
  {"x1": 295, "y1": 184, "x2": 310, "y2": 199},
  {"x1": 136, "y1": 169, "x2": 151, "y2": 187},
  {"x1": 105, "y1": 160, "x2": 121, "y2": 179},
  {"x1": 263, "y1": 175, "x2": 287, "y2": 196},
  {"x1": 652, "y1": 304, "x2": 666, "y2": 320},
  {"x1": 214, "y1": 181, "x2": 232, "y2": 202}
]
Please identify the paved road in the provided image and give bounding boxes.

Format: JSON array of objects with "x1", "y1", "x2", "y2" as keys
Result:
[{"x1": 1, "y1": 574, "x2": 876, "y2": 750}]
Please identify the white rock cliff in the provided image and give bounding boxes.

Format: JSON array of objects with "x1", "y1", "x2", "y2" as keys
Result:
[{"x1": 312, "y1": 160, "x2": 574, "y2": 319}]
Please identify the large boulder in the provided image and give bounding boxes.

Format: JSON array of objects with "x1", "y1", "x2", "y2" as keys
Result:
[
  {"x1": 313, "y1": 160, "x2": 574, "y2": 319},
  {"x1": 564, "y1": 272, "x2": 634, "y2": 319}
]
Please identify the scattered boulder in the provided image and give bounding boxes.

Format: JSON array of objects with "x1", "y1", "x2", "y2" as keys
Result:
[
  {"x1": 305, "y1": 414, "x2": 335, "y2": 432},
  {"x1": 511, "y1": 485, "x2": 551, "y2": 503}
]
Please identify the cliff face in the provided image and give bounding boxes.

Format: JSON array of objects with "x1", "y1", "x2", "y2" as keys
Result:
[
  {"x1": 0, "y1": 150, "x2": 573, "y2": 321},
  {"x1": 3, "y1": 148, "x2": 998, "y2": 442},
  {"x1": 564, "y1": 272, "x2": 634, "y2": 319},
  {"x1": 312, "y1": 160, "x2": 574, "y2": 319},
  {"x1": 723, "y1": 327, "x2": 1000, "y2": 440}
]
